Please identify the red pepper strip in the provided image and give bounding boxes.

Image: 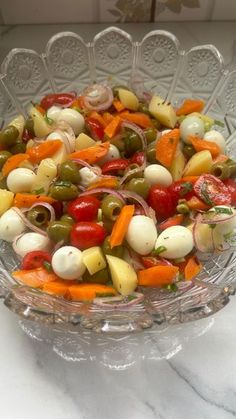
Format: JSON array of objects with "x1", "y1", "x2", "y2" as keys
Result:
[
  {"x1": 101, "y1": 158, "x2": 130, "y2": 174},
  {"x1": 40, "y1": 93, "x2": 76, "y2": 110},
  {"x1": 130, "y1": 151, "x2": 145, "y2": 166},
  {"x1": 86, "y1": 117, "x2": 104, "y2": 141}
]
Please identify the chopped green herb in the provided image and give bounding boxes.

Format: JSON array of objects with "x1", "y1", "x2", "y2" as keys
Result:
[
  {"x1": 180, "y1": 182, "x2": 193, "y2": 197},
  {"x1": 152, "y1": 246, "x2": 167, "y2": 255},
  {"x1": 44, "y1": 115, "x2": 54, "y2": 125},
  {"x1": 32, "y1": 187, "x2": 45, "y2": 195},
  {"x1": 164, "y1": 284, "x2": 178, "y2": 292},
  {"x1": 43, "y1": 261, "x2": 53, "y2": 272},
  {"x1": 209, "y1": 223, "x2": 216, "y2": 229},
  {"x1": 214, "y1": 120, "x2": 225, "y2": 128},
  {"x1": 212, "y1": 207, "x2": 233, "y2": 215}
]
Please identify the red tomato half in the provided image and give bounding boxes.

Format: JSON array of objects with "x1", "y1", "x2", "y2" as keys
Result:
[
  {"x1": 70, "y1": 222, "x2": 107, "y2": 250},
  {"x1": 40, "y1": 93, "x2": 75, "y2": 110},
  {"x1": 21, "y1": 251, "x2": 52, "y2": 270},
  {"x1": 147, "y1": 185, "x2": 176, "y2": 220},
  {"x1": 141, "y1": 257, "x2": 172, "y2": 268},
  {"x1": 67, "y1": 196, "x2": 100, "y2": 222},
  {"x1": 223, "y1": 179, "x2": 236, "y2": 205},
  {"x1": 168, "y1": 180, "x2": 194, "y2": 206},
  {"x1": 194, "y1": 174, "x2": 231, "y2": 206}
]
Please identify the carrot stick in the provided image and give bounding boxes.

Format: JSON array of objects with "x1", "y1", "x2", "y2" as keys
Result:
[
  {"x1": 89, "y1": 111, "x2": 107, "y2": 128},
  {"x1": 186, "y1": 196, "x2": 210, "y2": 211},
  {"x1": 184, "y1": 256, "x2": 202, "y2": 281},
  {"x1": 13, "y1": 193, "x2": 56, "y2": 208},
  {"x1": 68, "y1": 141, "x2": 110, "y2": 164},
  {"x1": 176, "y1": 99, "x2": 205, "y2": 116},
  {"x1": 189, "y1": 135, "x2": 220, "y2": 158},
  {"x1": 42, "y1": 280, "x2": 76, "y2": 297},
  {"x1": 28, "y1": 140, "x2": 62, "y2": 163},
  {"x1": 12, "y1": 267, "x2": 59, "y2": 288},
  {"x1": 119, "y1": 111, "x2": 152, "y2": 128},
  {"x1": 87, "y1": 177, "x2": 119, "y2": 190},
  {"x1": 2, "y1": 153, "x2": 29, "y2": 177},
  {"x1": 138, "y1": 265, "x2": 179, "y2": 287},
  {"x1": 102, "y1": 112, "x2": 114, "y2": 124},
  {"x1": 156, "y1": 129, "x2": 180, "y2": 168},
  {"x1": 159, "y1": 214, "x2": 184, "y2": 231},
  {"x1": 68, "y1": 283, "x2": 116, "y2": 301},
  {"x1": 109, "y1": 204, "x2": 135, "y2": 248},
  {"x1": 113, "y1": 99, "x2": 126, "y2": 112},
  {"x1": 181, "y1": 176, "x2": 199, "y2": 183},
  {"x1": 104, "y1": 116, "x2": 121, "y2": 139}
]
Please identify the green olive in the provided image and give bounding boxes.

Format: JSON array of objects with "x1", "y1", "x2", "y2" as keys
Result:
[
  {"x1": 124, "y1": 163, "x2": 143, "y2": 181},
  {"x1": 125, "y1": 177, "x2": 151, "y2": 199},
  {"x1": 102, "y1": 217, "x2": 114, "y2": 233},
  {"x1": 27, "y1": 205, "x2": 50, "y2": 227},
  {"x1": 0, "y1": 151, "x2": 12, "y2": 170},
  {"x1": 9, "y1": 140, "x2": 26, "y2": 154},
  {"x1": 82, "y1": 268, "x2": 110, "y2": 284},
  {"x1": 101, "y1": 194, "x2": 124, "y2": 221},
  {"x1": 0, "y1": 178, "x2": 7, "y2": 189},
  {"x1": 0, "y1": 126, "x2": 19, "y2": 148},
  {"x1": 151, "y1": 119, "x2": 161, "y2": 130},
  {"x1": 138, "y1": 103, "x2": 151, "y2": 115},
  {"x1": 60, "y1": 214, "x2": 75, "y2": 225},
  {"x1": 24, "y1": 117, "x2": 35, "y2": 135},
  {"x1": 210, "y1": 163, "x2": 230, "y2": 180},
  {"x1": 143, "y1": 127, "x2": 157, "y2": 144},
  {"x1": 226, "y1": 161, "x2": 236, "y2": 177},
  {"x1": 183, "y1": 145, "x2": 195, "y2": 159},
  {"x1": 124, "y1": 131, "x2": 142, "y2": 157},
  {"x1": 110, "y1": 136, "x2": 125, "y2": 151},
  {"x1": 59, "y1": 160, "x2": 81, "y2": 184},
  {"x1": 49, "y1": 181, "x2": 78, "y2": 201},
  {"x1": 47, "y1": 221, "x2": 72, "y2": 243},
  {"x1": 102, "y1": 236, "x2": 124, "y2": 258},
  {"x1": 147, "y1": 143, "x2": 157, "y2": 163}
]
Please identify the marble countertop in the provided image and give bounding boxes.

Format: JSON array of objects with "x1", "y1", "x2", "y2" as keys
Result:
[{"x1": 1, "y1": 21, "x2": 236, "y2": 419}]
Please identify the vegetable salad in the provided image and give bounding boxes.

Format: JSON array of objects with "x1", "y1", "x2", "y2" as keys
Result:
[{"x1": 0, "y1": 84, "x2": 235, "y2": 306}]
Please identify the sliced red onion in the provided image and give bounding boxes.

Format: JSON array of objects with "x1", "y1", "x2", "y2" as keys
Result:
[
  {"x1": 93, "y1": 292, "x2": 144, "y2": 309},
  {"x1": 119, "y1": 190, "x2": 156, "y2": 223},
  {"x1": 12, "y1": 233, "x2": 27, "y2": 257},
  {"x1": 193, "y1": 213, "x2": 212, "y2": 253},
  {"x1": 11, "y1": 207, "x2": 48, "y2": 237},
  {"x1": 83, "y1": 84, "x2": 113, "y2": 112},
  {"x1": 54, "y1": 120, "x2": 75, "y2": 153},
  {"x1": 28, "y1": 202, "x2": 56, "y2": 222},
  {"x1": 71, "y1": 158, "x2": 102, "y2": 176},
  {"x1": 158, "y1": 257, "x2": 173, "y2": 267},
  {"x1": 199, "y1": 209, "x2": 236, "y2": 225},
  {"x1": 54, "y1": 91, "x2": 77, "y2": 108},
  {"x1": 80, "y1": 187, "x2": 125, "y2": 203},
  {"x1": 125, "y1": 248, "x2": 145, "y2": 270}
]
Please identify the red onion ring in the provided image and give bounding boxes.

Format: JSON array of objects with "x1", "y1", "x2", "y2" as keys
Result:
[
  {"x1": 79, "y1": 187, "x2": 125, "y2": 203},
  {"x1": 54, "y1": 120, "x2": 75, "y2": 153},
  {"x1": 12, "y1": 233, "x2": 27, "y2": 257},
  {"x1": 199, "y1": 209, "x2": 236, "y2": 225},
  {"x1": 119, "y1": 190, "x2": 156, "y2": 223},
  {"x1": 71, "y1": 158, "x2": 102, "y2": 176},
  {"x1": 83, "y1": 84, "x2": 113, "y2": 112},
  {"x1": 11, "y1": 207, "x2": 48, "y2": 237},
  {"x1": 53, "y1": 91, "x2": 77, "y2": 109},
  {"x1": 27, "y1": 202, "x2": 56, "y2": 222},
  {"x1": 93, "y1": 292, "x2": 144, "y2": 309}
]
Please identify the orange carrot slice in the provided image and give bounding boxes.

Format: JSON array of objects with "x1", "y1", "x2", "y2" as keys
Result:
[
  {"x1": 113, "y1": 99, "x2": 126, "y2": 112},
  {"x1": 68, "y1": 141, "x2": 110, "y2": 164},
  {"x1": 89, "y1": 111, "x2": 107, "y2": 128},
  {"x1": 138, "y1": 265, "x2": 179, "y2": 287},
  {"x1": 109, "y1": 204, "x2": 135, "y2": 248},
  {"x1": 87, "y1": 177, "x2": 119, "y2": 190},
  {"x1": 68, "y1": 283, "x2": 116, "y2": 301},
  {"x1": 176, "y1": 99, "x2": 205, "y2": 116},
  {"x1": 102, "y1": 112, "x2": 114, "y2": 124},
  {"x1": 119, "y1": 111, "x2": 152, "y2": 128},
  {"x1": 159, "y1": 214, "x2": 184, "y2": 231},
  {"x1": 42, "y1": 280, "x2": 76, "y2": 297},
  {"x1": 186, "y1": 196, "x2": 210, "y2": 211},
  {"x1": 189, "y1": 135, "x2": 220, "y2": 158},
  {"x1": 28, "y1": 140, "x2": 62, "y2": 163},
  {"x1": 13, "y1": 193, "x2": 56, "y2": 208},
  {"x1": 2, "y1": 153, "x2": 29, "y2": 177},
  {"x1": 104, "y1": 116, "x2": 121, "y2": 139},
  {"x1": 184, "y1": 256, "x2": 202, "y2": 281},
  {"x1": 156, "y1": 129, "x2": 180, "y2": 168},
  {"x1": 12, "y1": 267, "x2": 59, "y2": 288}
]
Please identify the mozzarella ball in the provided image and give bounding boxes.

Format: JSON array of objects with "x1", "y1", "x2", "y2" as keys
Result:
[
  {"x1": 126, "y1": 215, "x2": 157, "y2": 255},
  {"x1": 180, "y1": 116, "x2": 204, "y2": 144},
  {"x1": 144, "y1": 164, "x2": 172, "y2": 186},
  {"x1": 47, "y1": 105, "x2": 62, "y2": 121},
  {"x1": 79, "y1": 166, "x2": 100, "y2": 188},
  {"x1": 57, "y1": 108, "x2": 85, "y2": 135},
  {"x1": 207, "y1": 206, "x2": 236, "y2": 235},
  {"x1": 7, "y1": 168, "x2": 36, "y2": 193},
  {"x1": 203, "y1": 130, "x2": 226, "y2": 153},
  {"x1": 52, "y1": 246, "x2": 86, "y2": 280},
  {"x1": 47, "y1": 131, "x2": 65, "y2": 142},
  {"x1": 155, "y1": 226, "x2": 194, "y2": 259},
  {"x1": 15, "y1": 232, "x2": 51, "y2": 258},
  {"x1": 0, "y1": 209, "x2": 26, "y2": 242},
  {"x1": 98, "y1": 144, "x2": 120, "y2": 165}
]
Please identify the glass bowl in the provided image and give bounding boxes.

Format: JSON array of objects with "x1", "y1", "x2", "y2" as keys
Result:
[{"x1": 1, "y1": 27, "x2": 236, "y2": 336}]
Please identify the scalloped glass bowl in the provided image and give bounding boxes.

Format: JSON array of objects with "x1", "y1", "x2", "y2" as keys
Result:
[{"x1": 1, "y1": 27, "x2": 236, "y2": 337}]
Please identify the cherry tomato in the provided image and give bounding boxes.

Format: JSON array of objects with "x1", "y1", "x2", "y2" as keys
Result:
[
  {"x1": 159, "y1": 214, "x2": 184, "y2": 231},
  {"x1": 86, "y1": 117, "x2": 104, "y2": 140},
  {"x1": 168, "y1": 180, "x2": 194, "y2": 207},
  {"x1": 101, "y1": 158, "x2": 130, "y2": 174},
  {"x1": 70, "y1": 222, "x2": 107, "y2": 249},
  {"x1": 130, "y1": 151, "x2": 145, "y2": 166},
  {"x1": 67, "y1": 196, "x2": 100, "y2": 222},
  {"x1": 147, "y1": 185, "x2": 176, "y2": 220},
  {"x1": 40, "y1": 93, "x2": 75, "y2": 110},
  {"x1": 194, "y1": 174, "x2": 231, "y2": 206},
  {"x1": 21, "y1": 251, "x2": 52, "y2": 270},
  {"x1": 51, "y1": 201, "x2": 64, "y2": 219},
  {"x1": 223, "y1": 179, "x2": 236, "y2": 205}
]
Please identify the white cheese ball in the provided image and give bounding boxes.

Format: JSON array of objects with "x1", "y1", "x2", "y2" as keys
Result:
[
  {"x1": 57, "y1": 108, "x2": 85, "y2": 135},
  {"x1": 180, "y1": 116, "x2": 204, "y2": 144},
  {"x1": 144, "y1": 164, "x2": 172, "y2": 186},
  {"x1": 208, "y1": 206, "x2": 236, "y2": 235},
  {"x1": 155, "y1": 225, "x2": 194, "y2": 259},
  {"x1": 0, "y1": 209, "x2": 26, "y2": 242},
  {"x1": 126, "y1": 215, "x2": 157, "y2": 256},
  {"x1": 47, "y1": 105, "x2": 62, "y2": 121},
  {"x1": 203, "y1": 130, "x2": 226, "y2": 153},
  {"x1": 15, "y1": 232, "x2": 51, "y2": 258},
  {"x1": 98, "y1": 144, "x2": 120, "y2": 165},
  {"x1": 79, "y1": 166, "x2": 100, "y2": 188},
  {"x1": 52, "y1": 246, "x2": 86, "y2": 280},
  {"x1": 7, "y1": 168, "x2": 36, "y2": 193}
]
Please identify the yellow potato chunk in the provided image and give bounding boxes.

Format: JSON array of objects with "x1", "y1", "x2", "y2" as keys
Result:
[
  {"x1": 149, "y1": 95, "x2": 177, "y2": 128},
  {"x1": 106, "y1": 255, "x2": 137, "y2": 296},
  {"x1": 0, "y1": 190, "x2": 14, "y2": 216},
  {"x1": 118, "y1": 89, "x2": 139, "y2": 111},
  {"x1": 75, "y1": 133, "x2": 96, "y2": 151},
  {"x1": 82, "y1": 246, "x2": 106, "y2": 275},
  {"x1": 183, "y1": 150, "x2": 213, "y2": 176}
]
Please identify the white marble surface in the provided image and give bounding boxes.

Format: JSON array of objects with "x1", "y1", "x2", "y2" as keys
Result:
[{"x1": 1, "y1": 22, "x2": 236, "y2": 419}]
